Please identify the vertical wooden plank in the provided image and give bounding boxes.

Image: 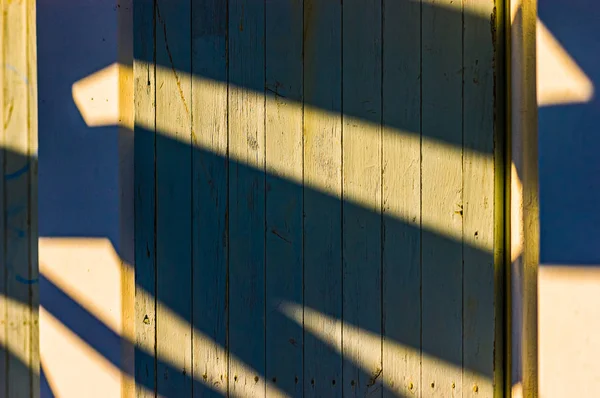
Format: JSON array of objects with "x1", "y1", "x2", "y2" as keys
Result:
[
  {"x1": 228, "y1": 0, "x2": 266, "y2": 393},
  {"x1": 134, "y1": 0, "x2": 156, "y2": 396},
  {"x1": 191, "y1": 0, "x2": 228, "y2": 393},
  {"x1": 462, "y1": 1, "x2": 497, "y2": 397},
  {"x1": 155, "y1": 0, "x2": 192, "y2": 396},
  {"x1": 510, "y1": 0, "x2": 538, "y2": 396},
  {"x1": 265, "y1": 0, "x2": 303, "y2": 393},
  {"x1": 0, "y1": 0, "x2": 6, "y2": 393},
  {"x1": 26, "y1": 0, "x2": 40, "y2": 395},
  {"x1": 342, "y1": 0, "x2": 382, "y2": 395},
  {"x1": 302, "y1": 0, "x2": 343, "y2": 395},
  {"x1": 381, "y1": 0, "x2": 421, "y2": 395},
  {"x1": 421, "y1": 0, "x2": 463, "y2": 396},
  {"x1": 3, "y1": 1, "x2": 34, "y2": 396}
]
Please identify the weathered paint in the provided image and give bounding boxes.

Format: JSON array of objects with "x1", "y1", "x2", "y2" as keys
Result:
[
  {"x1": 265, "y1": 0, "x2": 303, "y2": 394},
  {"x1": 302, "y1": 0, "x2": 343, "y2": 395},
  {"x1": 342, "y1": 0, "x2": 383, "y2": 394},
  {"x1": 1, "y1": 0, "x2": 39, "y2": 396},
  {"x1": 133, "y1": 0, "x2": 156, "y2": 397},
  {"x1": 463, "y1": 1, "x2": 499, "y2": 397},
  {"x1": 421, "y1": 0, "x2": 464, "y2": 395},
  {"x1": 191, "y1": 0, "x2": 228, "y2": 393},
  {"x1": 381, "y1": 0, "x2": 421, "y2": 395},
  {"x1": 134, "y1": 0, "x2": 504, "y2": 397},
  {"x1": 227, "y1": 0, "x2": 266, "y2": 394},
  {"x1": 155, "y1": 0, "x2": 193, "y2": 396}
]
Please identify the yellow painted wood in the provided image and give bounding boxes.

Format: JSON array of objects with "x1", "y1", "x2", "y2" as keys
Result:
[
  {"x1": 154, "y1": 0, "x2": 193, "y2": 396},
  {"x1": 421, "y1": 0, "x2": 463, "y2": 395},
  {"x1": 133, "y1": 0, "x2": 156, "y2": 396},
  {"x1": 1, "y1": 0, "x2": 39, "y2": 396},
  {"x1": 463, "y1": 1, "x2": 499, "y2": 397},
  {"x1": 0, "y1": 0, "x2": 6, "y2": 391},
  {"x1": 191, "y1": 0, "x2": 228, "y2": 393},
  {"x1": 227, "y1": 0, "x2": 266, "y2": 394},
  {"x1": 509, "y1": 0, "x2": 539, "y2": 396},
  {"x1": 342, "y1": 0, "x2": 382, "y2": 394},
  {"x1": 26, "y1": 1, "x2": 39, "y2": 396},
  {"x1": 381, "y1": 0, "x2": 421, "y2": 395},
  {"x1": 265, "y1": 0, "x2": 303, "y2": 393},
  {"x1": 302, "y1": 0, "x2": 342, "y2": 395}
]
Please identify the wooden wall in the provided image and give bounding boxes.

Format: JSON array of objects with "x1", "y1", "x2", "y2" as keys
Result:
[
  {"x1": 0, "y1": 0, "x2": 40, "y2": 397},
  {"x1": 134, "y1": 0, "x2": 505, "y2": 396}
]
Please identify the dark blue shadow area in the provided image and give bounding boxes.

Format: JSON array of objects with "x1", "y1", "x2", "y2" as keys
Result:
[
  {"x1": 539, "y1": 0, "x2": 600, "y2": 264},
  {"x1": 32, "y1": 0, "x2": 501, "y2": 397},
  {"x1": 37, "y1": 0, "x2": 121, "y2": 246}
]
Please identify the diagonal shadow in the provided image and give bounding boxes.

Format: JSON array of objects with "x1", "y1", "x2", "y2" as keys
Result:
[{"x1": 31, "y1": 0, "x2": 503, "y2": 396}]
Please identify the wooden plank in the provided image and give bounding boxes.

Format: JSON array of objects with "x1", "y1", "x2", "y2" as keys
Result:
[
  {"x1": 510, "y1": 0, "x2": 539, "y2": 396},
  {"x1": 462, "y1": 1, "x2": 498, "y2": 397},
  {"x1": 154, "y1": 0, "x2": 192, "y2": 396},
  {"x1": 26, "y1": 1, "x2": 40, "y2": 396},
  {"x1": 381, "y1": 0, "x2": 421, "y2": 394},
  {"x1": 264, "y1": 0, "x2": 303, "y2": 394},
  {"x1": 0, "y1": 0, "x2": 6, "y2": 392},
  {"x1": 227, "y1": 0, "x2": 266, "y2": 394},
  {"x1": 133, "y1": 0, "x2": 156, "y2": 396},
  {"x1": 3, "y1": 0, "x2": 36, "y2": 396},
  {"x1": 421, "y1": 0, "x2": 464, "y2": 396},
  {"x1": 302, "y1": 0, "x2": 343, "y2": 395},
  {"x1": 191, "y1": 0, "x2": 228, "y2": 394},
  {"x1": 342, "y1": 0, "x2": 382, "y2": 395}
]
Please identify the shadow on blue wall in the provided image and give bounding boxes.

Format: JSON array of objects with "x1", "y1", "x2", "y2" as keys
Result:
[{"x1": 539, "y1": 0, "x2": 600, "y2": 264}]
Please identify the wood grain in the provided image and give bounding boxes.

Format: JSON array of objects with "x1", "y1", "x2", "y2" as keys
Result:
[
  {"x1": 134, "y1": 0, "x2": 156, "y2": 396},
  {"x1": 155, "y1": 0, "x2": 192, "y2": 396},
  {"x1": 228, "y1": 0, "x2": 266, "y2": 394},
  {"x1": 191, "y1": 0, "x2": 228, "y2": 393},
  {"x1": 382, "y1": 0, "x2": 421, "y2": 395},
  {"x1": 2, "y1": 1, "x2": 38, "y2": 396},
  {"x1": 302, "y1": 0, "x2": 343, "y2": 395},
  {"x1": 265, "y1": 0, "x2": 304, "y2": 394},
  {"x1": 463, "y1": 1, "x2": 498, "y2": 397},
  {"x1": 342, "y1": 0, "x2": 382, "y2": 394},
  {"x1": 421, "y1": 0, "x2": 464, "y2": 395}
]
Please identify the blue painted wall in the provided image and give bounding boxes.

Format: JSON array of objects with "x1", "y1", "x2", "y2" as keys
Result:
[{"x1": 539, "y1": 0, "x2": 600, "y2": 264}]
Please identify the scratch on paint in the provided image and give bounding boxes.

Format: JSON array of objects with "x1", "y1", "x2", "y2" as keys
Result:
[
  {"x1": 5, "y1": 163, "x2": 30, "y2": 180},
  {"x1": 155, "y1": 3, "x2": 191, "y2": 119},
  {"x1": 4, "y1": 64, "x2": 29, "y2": 85},
  {"x1": 4, "y1": 98, "x2": 14, "y2": 129}
]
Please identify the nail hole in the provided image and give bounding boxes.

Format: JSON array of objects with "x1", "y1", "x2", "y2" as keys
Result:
[
  {"x1": 332, "y1": 380, "x2": 336, "y2": 385},
  {"x1": 272, "y1": 377, "x2": 277, "y2": 383},
  {"x1": 431, "y1": 382, "x2": 435, "y2": 388},
  {"x1": 351, "y1": 380, "x2": 356, "y2": 386},
  {"x1": 311, "y1": 379, "x2": 315, "y2": 385},
  {"x1": 295, "y1": 376, "x2": 298, "y2": 384},
  {"x1": 254, "y1": 376, "x2": 259, "y2": 383}
]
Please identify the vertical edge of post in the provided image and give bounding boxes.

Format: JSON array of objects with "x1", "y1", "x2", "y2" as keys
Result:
[{"x1": 507, "y1": 0, "x2": 539, "y2": 397}]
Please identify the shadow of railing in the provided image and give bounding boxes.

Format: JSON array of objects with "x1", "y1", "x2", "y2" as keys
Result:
[{"x1": 28, "y1": 0, "x2": 503, "y2": 397}]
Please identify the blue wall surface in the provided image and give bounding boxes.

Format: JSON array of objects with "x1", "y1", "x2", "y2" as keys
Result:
[{"x1": 539, "y1": 0, "x2": 600, "y2": 264}]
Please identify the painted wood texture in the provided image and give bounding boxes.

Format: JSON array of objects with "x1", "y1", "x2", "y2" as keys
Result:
[
  {"x1": 303, "y1": 0, "x2": 343, "y2": 395},
  {"x1": 155, "y1": 0, "x2": 193, "y2": 396},
  {"x1": 191, "y1": 0, "x2": 228, "y2": 395},
  {"x1": 1, "y1": 0, "x2": 39, "y2": 397},
  {"x1": 134, "y1": 0, "x2": 503, "y2": 397},
  {"x1": 265, "y1": 0, "x2": 303, "y2": 394},
  {"x1": 133, "y1": 0, "x2": 156, "y2": 396}
]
